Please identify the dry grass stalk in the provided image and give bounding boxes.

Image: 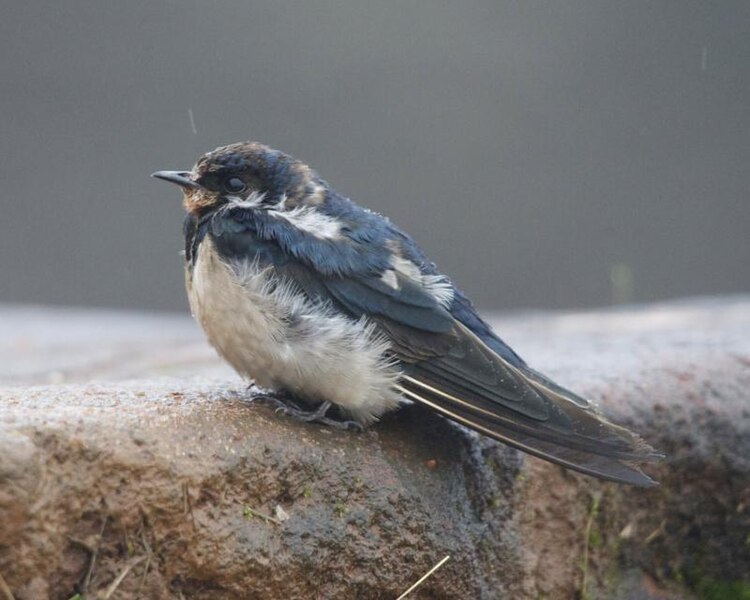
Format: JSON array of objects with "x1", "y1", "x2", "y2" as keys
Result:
[
  {"x1": 396, "y1": 555, "x2": 450, "y2": 600},
  {"x1": 0, "y1": 570, "x2": 15, "y2": 600}
]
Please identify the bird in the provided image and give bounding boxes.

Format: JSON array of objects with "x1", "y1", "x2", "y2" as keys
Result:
[{"x1": 152, "y1": 141, "x2": 661, "y2": 486}]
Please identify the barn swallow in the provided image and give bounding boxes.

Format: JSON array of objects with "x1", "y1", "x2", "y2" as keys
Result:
[{"x1": 153, "y1": 142, "x2": 661, "y2": 485}]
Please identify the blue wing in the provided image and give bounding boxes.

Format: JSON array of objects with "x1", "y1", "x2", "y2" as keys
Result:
[{"x1": 198, "y1": 202, "x2": 660, "y2": 485}]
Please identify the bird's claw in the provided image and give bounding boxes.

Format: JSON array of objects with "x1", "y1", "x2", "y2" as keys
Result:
[
  {"x1": 313, "y1": 415, "x2": 364, "y2": 431},
  {"x1": 249, "y1": 393, "x2": 363, "y2": 431}
]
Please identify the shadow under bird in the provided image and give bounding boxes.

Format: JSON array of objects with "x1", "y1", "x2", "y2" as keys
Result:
[{"x1": 153, "y1": 141, "x2": 662, "y2": 486}]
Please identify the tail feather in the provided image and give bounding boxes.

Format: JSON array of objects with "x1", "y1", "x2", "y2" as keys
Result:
[{"x1": 397, "y1": 376, "x2": 660, "y2": 487}]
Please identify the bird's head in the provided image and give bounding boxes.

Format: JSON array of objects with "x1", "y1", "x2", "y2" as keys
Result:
[{"x1": 152, "y1": 141, "x2": 327, "y2": 215}]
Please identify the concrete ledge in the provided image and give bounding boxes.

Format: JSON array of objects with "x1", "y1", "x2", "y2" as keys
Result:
[{"x1": 1, "y1": 297, "x2": 749, "y2": 599}]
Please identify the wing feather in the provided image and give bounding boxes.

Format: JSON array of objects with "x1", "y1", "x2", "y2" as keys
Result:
[{"x1": 209, "y1": 209, "x2": 661, "y2": 485}]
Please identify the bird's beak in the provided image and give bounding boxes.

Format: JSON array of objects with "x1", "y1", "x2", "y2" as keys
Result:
[{"x1": 151, "y1": 170, "x2": 200, "y2": 190}]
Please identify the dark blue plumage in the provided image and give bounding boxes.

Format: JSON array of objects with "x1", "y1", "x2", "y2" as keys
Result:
[
  {"x1": 155, "y1": 141, "x2": 661, "y2": 486},
  {"x1": 185, "y1": 173, "x2": 525, "y2": 363}
]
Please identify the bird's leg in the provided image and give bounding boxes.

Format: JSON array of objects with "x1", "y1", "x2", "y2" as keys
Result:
[
  {"x1": 247, "y1": 388, "x2": 363, "y2": 431},
  {"x1": 278, "y1": 400, "x2": 365, "y2": 431}
]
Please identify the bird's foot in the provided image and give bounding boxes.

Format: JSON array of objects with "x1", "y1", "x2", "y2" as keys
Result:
[{"x1": 250, "y1": 391, "x2": 363, "y2": 431}]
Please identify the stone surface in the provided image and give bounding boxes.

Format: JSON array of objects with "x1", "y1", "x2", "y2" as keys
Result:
[{"x1": 1, "y1": 298, "x2": 749, "y2": 599}]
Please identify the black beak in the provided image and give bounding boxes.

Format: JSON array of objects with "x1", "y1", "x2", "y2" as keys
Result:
[{"x1": 151, "y1": 170, "x2": 200, "y2": 190}]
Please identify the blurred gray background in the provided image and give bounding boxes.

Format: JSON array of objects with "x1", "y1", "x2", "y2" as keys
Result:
[{"x1": 1, "y1": 1, "x2": 748, "y2": 313}]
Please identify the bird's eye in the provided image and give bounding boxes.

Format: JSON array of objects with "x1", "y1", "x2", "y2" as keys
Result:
[{"x1": 224, "y1": 177, "x2": 246, "y2": 194}]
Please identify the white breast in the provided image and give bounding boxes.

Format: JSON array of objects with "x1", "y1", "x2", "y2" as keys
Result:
[{"x1": 186, "y1": 237, "x2": 402, "y2": 423}]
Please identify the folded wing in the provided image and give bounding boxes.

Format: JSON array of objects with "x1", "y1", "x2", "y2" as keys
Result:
[
  {"x1": 211, "y1": 211, "x2": 661, "y2": 485},
  {"x1": 322, "y1": 268, "x2": 660, "y2": 485}
]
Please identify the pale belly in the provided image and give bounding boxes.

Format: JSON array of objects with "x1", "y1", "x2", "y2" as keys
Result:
[{"x1": 185, "y1": 237, "x2": 402, "y2": 423}]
